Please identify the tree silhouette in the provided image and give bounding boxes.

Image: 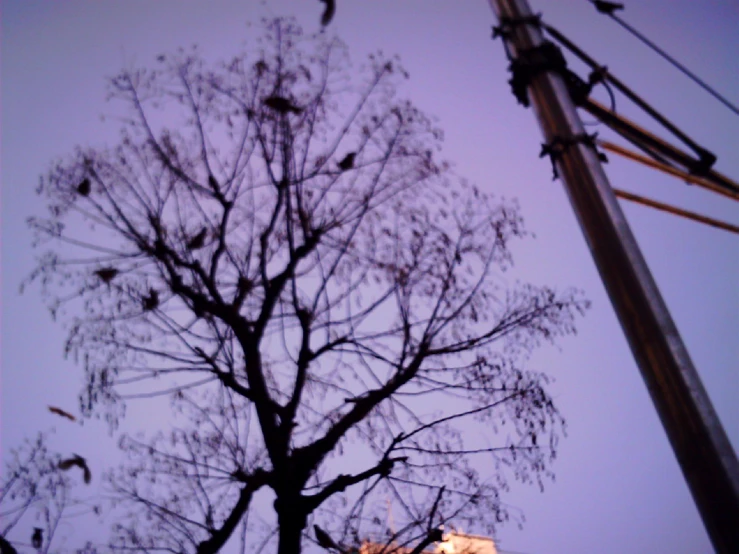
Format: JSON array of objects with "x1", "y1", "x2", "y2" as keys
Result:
[{"x1": 24, "y1": 17, "x2": 588, "y2": 554}]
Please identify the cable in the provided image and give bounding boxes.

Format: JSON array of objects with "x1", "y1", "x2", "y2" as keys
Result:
[
  {"x1": 543, "y1": 23, "x2": 718, "y2": 173},
  {"x1": 589, "y1": 0, "x2": 739, "y2": 116},
  {"x1": 613, "y1": 188, "x2": 739, "y2": 234},
  {"x1": 598, "y1": 139, "x2": 739, "y2": 201},
  {"x1": 582, "y1": 98, "x2": 739, "y2": 198}
]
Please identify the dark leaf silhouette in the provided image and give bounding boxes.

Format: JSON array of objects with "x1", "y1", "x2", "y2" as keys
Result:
[
  {"x1": 319, "y1": 0, "x2": 336, "y2": 26},
  {"x1": 142, "y1": 288, "x2": 159, "y2": 311},
  {"x1": 31, "y1": 528, "x2": 42, "y2": 549},
  {"x1": 47, "y1": 406, "x2": 76, "y2": 422},
  {"x1": 94, "y1": 267, "x2": 118, "y2": 284},
  {"x1": 593, "y1": 0, "x2": 624, "y2": 15},
  {"x1": 58, "y1": 454, "x2": 91, "y2": 484},
  {"x1": 264, "y1": 95, "x2": 302, "y2": 114},
  {"x1": 254, "y1": 60, "x2": 268, "y2": 76}
]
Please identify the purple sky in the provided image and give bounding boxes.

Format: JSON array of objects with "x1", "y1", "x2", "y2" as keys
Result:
[{"x1": 2, "y1": 1, "x2": 737, "y2": 553}]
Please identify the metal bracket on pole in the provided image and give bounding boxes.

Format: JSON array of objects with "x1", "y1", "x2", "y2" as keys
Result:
[{"x1": 489, "y1": 1, "x2": 739, "y2": 551}]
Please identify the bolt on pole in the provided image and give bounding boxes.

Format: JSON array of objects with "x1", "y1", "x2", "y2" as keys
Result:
[{"x1": 488, "y1": 0, "x2": 739, "y2": 551}]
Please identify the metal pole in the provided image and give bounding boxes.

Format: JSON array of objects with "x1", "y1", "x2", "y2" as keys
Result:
[{"x1": 489, "y1": 1, "x2": 739, "y2": 551}]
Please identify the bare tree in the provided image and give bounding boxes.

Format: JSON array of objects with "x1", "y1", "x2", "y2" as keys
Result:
[{"x1": 24, "y1": 17, "x2": 588, "y2": 554}]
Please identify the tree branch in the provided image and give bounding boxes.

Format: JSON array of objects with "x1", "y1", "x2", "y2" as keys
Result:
[
  {"x1": 304, "y1": 456, "x2": 408, "y2": 512},
  {"x1": 196, "y1": 468, "x2": 269, "y2": 554},
  {"x1": 295, "y1": 343, "x2": 429, "y2": 482}
]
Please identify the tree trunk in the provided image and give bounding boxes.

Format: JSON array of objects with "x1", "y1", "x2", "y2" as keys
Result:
[
  {"x1": 277, "y1": 518, "x2": 305, "y2": 554},
  {"x1": 276, "y1": 497, "x2": 306, "y2": 554}
]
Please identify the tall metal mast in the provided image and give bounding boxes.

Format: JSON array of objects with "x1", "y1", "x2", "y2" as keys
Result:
[{"x1": 488, "y1": 1, "x2": 739, "y2": 551}]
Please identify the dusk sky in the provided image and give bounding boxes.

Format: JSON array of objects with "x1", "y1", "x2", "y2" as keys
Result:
[{"x1": 2, "y1": 1, "x2": 737, "y2": 553}]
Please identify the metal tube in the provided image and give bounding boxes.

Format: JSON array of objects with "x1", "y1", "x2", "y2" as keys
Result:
[
  {"x1": 612, "y1": 188, "x2": 739, "y2": 235},
  {"x1": 599, "y1": 140, "x2": 739, "y2": 201},
  {"x1": 489, "y1": 1, "x2": 739, "y2": 551},
  {"x1": 582, "y1": 99, "x2": 739, "y2": 198}
]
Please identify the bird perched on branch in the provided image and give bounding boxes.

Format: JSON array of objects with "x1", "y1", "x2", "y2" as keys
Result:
[
  {"x1": 31, "y1": 528, "x2": 42, "y2": 550},
  {"x1": 337, "y1": 152, "x2": 356, "y2": 171},
  {"x1": 319, "y1": 0, "x2": 336, "y2": 26},
  {"x1": 58, "y1": 454, "x2": 91, "y2": 484},
  {"x1": 378, "y1": 455, "x2": 408, "y2": 478},
  {"x1": 142, "y1": 288, "x2": 159, "y2": 311},
  {"x1": 76, "y1": 178, "x2": 91, "y2": 196},
  {"x1": 48, "y1": 406, "x2": 76, "y2": 422},
  {"x1": 187, "y1": 228, "x2": 207, "y2": 250},
  {"x1": 94, "y1": 267, "x2": 119, "y2": 284},
  {"x1": 428, "y1": 528, "x2": 444, "y2": 543},
  {"x1": 264, "y1": 95, "x2": 303, "y2": 115},
  {"x1": 314, "y1": 525, "x2": 341, "y2": 551}
]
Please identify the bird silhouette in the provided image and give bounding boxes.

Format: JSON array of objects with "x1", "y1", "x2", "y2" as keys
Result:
[
  {"x1": 31, "y1": 528, "x2": 42, "y2": 550},
  {"x1": 264, "y1": 95, "x2": 302, "y2": 115},
  {"x1": 429, "y1": 528, "x2": 444, "y2": 543},
  {"x1": 319, "y1": 0, "x2": 336, "y2": 26},
  {"x1": 76, "y1": 178, "x2": 91, "y2": 196},
  {"x1": 142, "y1": 288, "x2": 159, "y2": 311},
  {"x1": 208, "y1": 174, "x2": 219, "y2": 189},
  {"x1": 187, "y1": 228, "x2": 207, "y2": 250},
  {"x1": 58, "y1": 454, "x2": 91, "y2": 484},
  {"x1": 337, "y1": 152, "x2": 355, "y2": 171},
  {"x1": 94, "y1": 267, "x2": 119, "y2": 284},
  {"x1": 314, "y1": 525, "x2": 341, "y2": 551},
  {"x1": 48, "y1": 406, "x2": 76, "y2": 422},
  {"x1": 378, "y1": 455, "x2": 408, "y2": 477}
]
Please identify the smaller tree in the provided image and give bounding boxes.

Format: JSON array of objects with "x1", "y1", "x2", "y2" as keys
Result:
[{"x1": 1, "y1": 432, "x2": 101, "y2": 554}]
